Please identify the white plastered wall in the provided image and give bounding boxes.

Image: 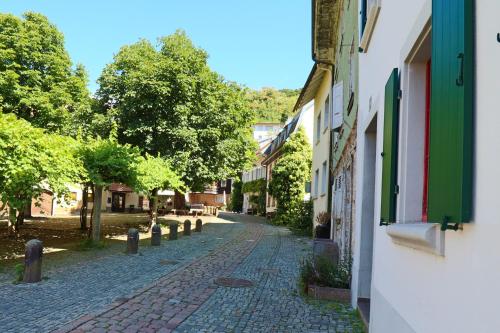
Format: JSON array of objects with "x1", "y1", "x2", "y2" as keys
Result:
[
  {"x1": 355, "y1": 0, "x2": 500, "y2": 332},
  {"x1": 312, "y1": 71, "x2": 332, "y2": 223}
]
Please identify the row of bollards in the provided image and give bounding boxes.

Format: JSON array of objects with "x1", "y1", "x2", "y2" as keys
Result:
[
  {"x1": 126, "y1": 218, "x2": 203, "y2": 254},
  {"x1": 22, "y1": 218, "x2": 204, "y2": 283}
]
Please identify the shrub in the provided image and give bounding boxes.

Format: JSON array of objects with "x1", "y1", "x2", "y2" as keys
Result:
[
  {"x1": 289, "y1": 201, "x2": 313, "y2": 236},
  {"x1": 298, "y1": 255, "x2": 351, "y2": 293}
]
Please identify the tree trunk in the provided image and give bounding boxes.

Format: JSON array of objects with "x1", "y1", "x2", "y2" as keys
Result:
[
  {"x1": 8, "y1": 207, "x2": 16, "y2": 237},
  {"x1": 80, "y1": 185, "x2": 88, "y2": 230},
  {"x1": 91, "y1": 185, "x2": 103, "y2": 242},
  {"x1": 148, "y1": 188, "x2": 158, "y2": 231},
  {"x1": 17, "y1": 210, "x2": 25, "y2": 226}
]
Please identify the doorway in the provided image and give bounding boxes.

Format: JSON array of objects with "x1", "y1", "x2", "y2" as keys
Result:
[
  {"x1": 357, "y1": 115, "x2": 377, "y2": 325},
  {"x1": 111, "y1": 193, "x2": 126, "y2": 212}
]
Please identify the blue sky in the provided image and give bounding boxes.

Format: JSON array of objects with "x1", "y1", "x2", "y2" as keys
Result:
[{"x1": 2, "y1": 0, "x2": 313, "y2": 93}]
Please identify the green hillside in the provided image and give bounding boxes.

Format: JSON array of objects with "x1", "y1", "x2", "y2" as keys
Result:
[{"x1": 246, "y1": 88, "x2": 301, "y2": 123}]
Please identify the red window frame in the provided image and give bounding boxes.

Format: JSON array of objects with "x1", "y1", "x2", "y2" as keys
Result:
[{"x1": 422, "y1": 60, "x2": 431, "y2": 222}]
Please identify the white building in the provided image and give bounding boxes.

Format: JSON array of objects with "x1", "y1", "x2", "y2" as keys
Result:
[
  {"x1": 241, "y1": 166, "x2": 266, "y2": 214},
  {"x1": 353, "y1": 1, "x2": 499, "y2": 332},
  {"x1": 252, "y1": 123, "x2": 282, "y2": 149}
]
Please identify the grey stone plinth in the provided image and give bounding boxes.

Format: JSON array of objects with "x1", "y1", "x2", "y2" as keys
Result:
[
  {"x1": 184, "y1": 220, "x2": 191, "y2": 236},
  {"x1": 127, "y1": 228, "x2": 139, "y2": 254},
  {"x1": 151, "y1": 224, "x2": 162, "y2": 246},
  {"x1": 195, "y1": 219, "x2": 202, "y2": 232},
  {"x1": 169, "y1": 223, "x2": 178, "y2": 240},
  {"x1": 24, "y1": 239, "x2": 43, "y2": 283}
]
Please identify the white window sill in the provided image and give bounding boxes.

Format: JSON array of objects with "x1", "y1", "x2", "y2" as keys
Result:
[{"x1": 386, "y1": 223, "x2": 445, "y2": 256}]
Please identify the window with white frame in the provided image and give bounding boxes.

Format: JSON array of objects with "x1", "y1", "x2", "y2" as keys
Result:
[
  {"x1": 316, "y1": 113, "x2": 321, "y2": 142},
  {"x1": 323, "y1": 95, "x2": 330, "y2": 131},
  {"x1": 314, "y1": 169, "x2": 319, "y2": 198},
  {"x1": 321, "y1": 162, "x2": 327, "y2": 195},
  {"x1": 359, "y1": 0, "x2": 381, "y2": 52}
]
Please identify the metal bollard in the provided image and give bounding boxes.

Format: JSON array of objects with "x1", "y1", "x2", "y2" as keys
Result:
[
  {"x1": 169, "y1": 222, "x2": 178, "y2": 240},
  {"x1": 184, "y1": 220, "x2": 191, "y2": 236},
  {"x1": 24, "y1": 239, "x2": 43, "y2": 283},
  {"x1": 126, "y1": 228, "x2": 139, "y2": 254},
  {"x1": 195, "y1": 219, "x2": 203, "y2": 232},
  {"x1": 151, "y1": 224, "x2": 162, "y2": 246}
]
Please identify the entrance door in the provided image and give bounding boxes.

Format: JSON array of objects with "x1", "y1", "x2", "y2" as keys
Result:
[
  {"x1": 357, "y1": 115, "x2": 377, "y2": 325},
  {"x1": 111, "y1": 193, "x2": 126, "y2": 212}
]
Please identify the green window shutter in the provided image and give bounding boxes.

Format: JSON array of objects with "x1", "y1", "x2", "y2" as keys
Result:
[
  {"x1": 428, "y1": 0, "x2": 474, "y2": 224},
  {"x1": 380, "y1": 69, "x2": 400, "y2": 224}
]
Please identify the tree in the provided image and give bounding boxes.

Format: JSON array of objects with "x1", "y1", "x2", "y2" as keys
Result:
[
  {"x1": 134, "y1": 154, "x2": 183, "y2": 229},
  {"x1": 78, "y1": 135, "x2": 141, "y2": 241},
  {"x1": 0, "y1": 113, "x2": 83, "y2": 236},
  {"x1": 96, "y1": 30, "x2": 256, "y2": 191},
  {"x1": 245, "y1": 87, "x2": 301, "y2": 123},
  {"x1": 268, "y1": 127, "x2": 312, "y2": 227},
  {"x1": 0, "y1": 12, "x2": 91, "y2": 133},
  {"x1": 229, "y1": 175, "x2": 243, "y2": 213}
]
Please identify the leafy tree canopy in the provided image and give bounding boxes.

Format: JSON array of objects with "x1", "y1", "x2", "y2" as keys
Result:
[
  {"x1": 97, "y1": 30, "x2": 257, "y2": 191},
  {"x1": 134, "y1": 154, "x2": 184, "y2": 196},
  {"x1": 0, "y1": 113, "x2": 83, "y2": 233},
  {"x1": 0, "y1": 12, "x2": 91, "y2": 134},
  {"x1": 78, "y1": 134, "x2": 141, "y2": 188},
  {"x1": 245, "y1": 87, "x2": 301, "y2": 123}
]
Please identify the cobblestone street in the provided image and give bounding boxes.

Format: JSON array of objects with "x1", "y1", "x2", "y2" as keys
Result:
[{"x1": 0, "y1": 213, "x2": 359, "y2": 333}]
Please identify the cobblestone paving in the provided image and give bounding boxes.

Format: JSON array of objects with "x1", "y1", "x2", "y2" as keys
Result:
[
  {"x1": 0, "y1": 218, "x2": 243, "y2": 333},
  {"x1": 175, "y1": 223, "x2": 356, "y2": 333},
  {"x1": 0, "y1": 213, "x2": 359, "y2": 333}
]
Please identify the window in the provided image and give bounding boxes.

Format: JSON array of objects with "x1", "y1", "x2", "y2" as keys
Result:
[
  {"x1": 316, "y1": 113, "x2": 321, "y2": 143},
  {"x1": 221, "y1": 180, "x2": 227, "y2": 188},
  {"x1": 381, "y1": 1, "x2": 473, "y2": 226},
  {"x1": 68, "y1": 192, "x2": 77, "y2": 201},
  {"x1": 321, "y1": 162, "x2": 327, "y2": 195},
  {"x1": 323, "y1": 95, "x2": 330, "y2": 131},
  {"x1": 359, "y1": 0, "x2": 381, "y2": 52},
  {"x1": 314, "y1": 169, "x2": 320, "y2": 198},
  {"x1": 348, "y1": 39, "x2": 355, "y2": 113},
  {"x1": 332, "y1": 82, "x2": 343, "y2": 130}
]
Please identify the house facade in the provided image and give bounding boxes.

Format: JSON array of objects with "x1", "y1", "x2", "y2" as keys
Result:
[
  {"x1": 261, "y1": 101, "x2": 314, "y2": 217},
  {"x1": 27, "y1": 183, "x2": 149, "y2": 217},
  {"x1": 294, "y1": 0, "x2": 342, "y2": 226},
  {"x1": 330, "y1": 0, "x2": 359, "y2": 264},
  {"x1": 353, "y1": 0, "x2": 499, "y2": 332},
  {"x1": 241, "y1": 165, "x2": 266, "y2": 214}
]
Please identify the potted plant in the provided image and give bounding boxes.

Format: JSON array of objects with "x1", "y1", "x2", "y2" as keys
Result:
[{"x1": 314, "y1": 211, "x2": 331, "y2": 239}]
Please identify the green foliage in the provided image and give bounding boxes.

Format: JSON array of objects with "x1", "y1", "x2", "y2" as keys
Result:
[
  {"x1": 78, "y1": 135, "x2": 141, "y2": 187},
  {"x1": 75, "y1": 239, "x2": 108, "y2": 251},
  {"x1": 229, "y1": 175, "x2": 243, "y2": 213},
  {"x1": 242, "y1": 178, "x2": 267, "y2": 215},
  {"x1": 290, "y1": 201, "x2": 313, "y2": 236},
  {"x1": 134, "y1": 154, "x2": 183, "y2": 196},
  {"x1": 14, "y1": 263, "x2": 24, "y2": 283},
  {"x1": 299, "y1": 256, "x2": 351, "y2": 292},
  {"x1": 241, "y1": 178, "x2": 266, "y2": 193},
  {"x1": 268, "y1": 127, "x2": 312, "y2": 228},
  {"x1": 97, "y1": 30, "x2": 257, "y2": 191},
  {"x1": 0, "y1": 12, "x2": 91, "y2": 134},
  {"x1": 0, "y1": 113, "x2": 83, "y2": 213},
  {"x1": 246, "y1": 87, "x2": 301, "y2": 123}
]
